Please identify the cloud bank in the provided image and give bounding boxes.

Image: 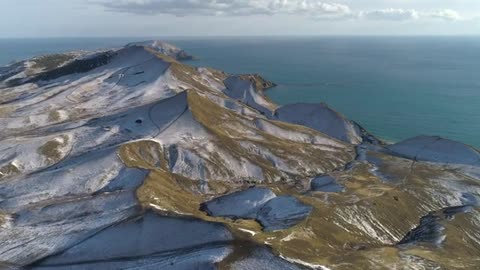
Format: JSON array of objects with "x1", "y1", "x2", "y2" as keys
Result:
[
  {"x1": 361, "y1": 8, "x2": 462, "y2": 21},
  {"x1": 96, "y1": 0, "x2": 463, "y2": 21},
  {"x1": 98, "y1": 0, "x2": 351, "y2": 18}
]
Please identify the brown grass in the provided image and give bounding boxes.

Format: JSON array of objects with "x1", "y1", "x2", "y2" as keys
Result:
[
  {"x1": 0, "y1": 163, "x2": 20, "y2": 179},
  {"x1": 32, "y1": 54, "x2": 75, "y2": 71},
  {"x1": 47, "y1": 110, "x2": 62, "y2": 122},
  {"x1": 37, "y1": 135, "x2": 69, "y2": 163}
]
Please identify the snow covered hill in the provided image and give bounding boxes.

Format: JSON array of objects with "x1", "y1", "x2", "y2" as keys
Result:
[{"x1": 0, "y1": 41, "x2": 479, "y2": 269}]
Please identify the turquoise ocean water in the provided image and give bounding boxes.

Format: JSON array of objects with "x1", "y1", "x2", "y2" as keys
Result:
[{"x1": 1, "y1": 37, "x2": 479, "y2": 147}]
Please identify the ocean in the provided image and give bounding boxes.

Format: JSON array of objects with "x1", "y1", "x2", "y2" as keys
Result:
[{"x1": 1, "y1": 37, "x2": 479, "y2": 147}]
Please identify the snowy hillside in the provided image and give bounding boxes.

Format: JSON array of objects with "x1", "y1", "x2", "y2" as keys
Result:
[{"x1": 0, "y1": 41, "x2": 479, "y2": 270}]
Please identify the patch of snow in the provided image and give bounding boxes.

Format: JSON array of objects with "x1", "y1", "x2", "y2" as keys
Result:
[
  {"x1": 388, "y1": 135, "x2": 480, "y2": 167},
  {"x1": 201, "y1": 187, "x2": 276, "y2": 219},
  {"x1": 335, "y1": 205, "x2": 400, "y2": 244},
  {"x1": 223, "y1": 76, "x2": 275, "y2": 116},
  {"x1": 238, "y1": 228, "x2": 257, "y2": 236},
  {"x1": 275, "y1": 103, "x2": 362, "y2": 144},
  {"x1": 255, "y1": 118, "x2": 345, "y2": 147},
  {"x1": 230, "y1": 247, "x2": 304, "y2": 270},
  {"x1": 279, "y1": 255, "x2": 332, "y2": 270},
  {"x1": 36, "y1": 212, "x2": 232, "y2": 266},
  {"x1": 0, "y1": 190, "x2": 140, "y2": 266}
]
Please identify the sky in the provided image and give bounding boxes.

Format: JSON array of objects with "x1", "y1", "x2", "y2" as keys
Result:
[{"x1": 0, "y1": 0, "x2": 479, "y2": 38}]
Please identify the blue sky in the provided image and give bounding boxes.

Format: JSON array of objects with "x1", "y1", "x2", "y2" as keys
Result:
[{"x1": 0, "y1": 0, "x2": 479, "y2": 37}]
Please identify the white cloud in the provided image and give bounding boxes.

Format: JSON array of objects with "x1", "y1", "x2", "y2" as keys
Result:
[
  {"x1": 361, "y1": 8, "x2": 463, "y2": 22},
  {"x1": 427, "y1": 9, "x2": 463, "y2": 21},
  {"x1": 96, "y1": 0, "x2": 464, "y2": 22},
  {"x1": 361, "y1": 9, "x2": 419, "y2": 21},
  {"x1": 96, "y1": 0, "x2": 353, "y2": 19}
]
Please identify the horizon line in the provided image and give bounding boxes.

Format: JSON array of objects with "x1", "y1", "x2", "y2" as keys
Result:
[{"x1": 1, "y1": 34, "x2": 480, "y2": 39}]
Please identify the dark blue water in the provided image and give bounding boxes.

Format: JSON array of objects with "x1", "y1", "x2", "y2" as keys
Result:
[{"x1": 1, "y1": 37, "x2": 479, "y2": 147}]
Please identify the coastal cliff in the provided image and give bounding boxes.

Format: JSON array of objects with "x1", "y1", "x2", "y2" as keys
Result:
[{"x1": 0, "y1": 41, "x2": 479, "y2": 269}]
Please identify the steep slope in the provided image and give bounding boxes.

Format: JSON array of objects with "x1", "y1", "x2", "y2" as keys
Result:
[
  {"x1": 0, "y1": 41, "x2": 479, "y2": 270},
  {"x1": 274, "y1": 103, "x2": 363, "y2": 144}
]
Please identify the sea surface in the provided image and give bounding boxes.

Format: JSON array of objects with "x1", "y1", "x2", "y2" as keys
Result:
[{"x1": 1, "y1": 37, "x2": 479, "y2": 147}]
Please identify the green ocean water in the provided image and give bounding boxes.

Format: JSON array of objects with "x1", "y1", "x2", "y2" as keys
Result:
[{"x1": 1, "y1": 37, "x2": 479, "y2": 147}]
